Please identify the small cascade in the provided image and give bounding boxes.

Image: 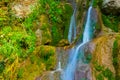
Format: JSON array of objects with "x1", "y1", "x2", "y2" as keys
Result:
[
  {"x1": 68, "y1": 7, "x2": 76, "y2": 43},
  {"x1": 62, "y1": 5, "x2": 94, "y2": 80},
  {"x1": 83, "y1": 6, "x2": 93, "y2": 43},
  {"x1": 48, "y1": 61, "x2": 63, "y2": 80},
  {"x1": 56, "y1": 61, "x2": 62, "y2": 71}
]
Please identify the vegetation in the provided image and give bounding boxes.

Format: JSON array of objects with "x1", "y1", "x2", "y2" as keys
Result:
[
  {"x1": 0, "y1": 0, "x2": 72, "y2": 79},
  {"x1": 112, "y1": 37, "x2": 120, "y2": 80},
  {"x1": 38, "y1": 0, "x2": 72, "y2": 45},
  {"x1": 102, "y1": 14, "x2": 120, "y2": 32},
  {"x1": 38, "y1": 46, "x2": 56, "y2": 70},
  {"x1": 92, "y1": 0, "x2": 103, "y2": 8},
  {"x1": 94, "y1": 61, "x2": 115, "y2": 80}
]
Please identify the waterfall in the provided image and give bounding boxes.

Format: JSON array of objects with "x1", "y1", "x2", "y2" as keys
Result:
[
  {"x1": 62, "y1": 5, "x2": 93, "y2": 80},
  {"x1": 68, "y1": 7, "x2": 76, "y2": 43}
]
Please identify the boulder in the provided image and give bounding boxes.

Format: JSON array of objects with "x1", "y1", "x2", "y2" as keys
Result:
[{"x1": 102, "y1": 0, "x2": 120, "y2": 15}]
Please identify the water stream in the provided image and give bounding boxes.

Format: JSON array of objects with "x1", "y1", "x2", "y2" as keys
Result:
[
  {"x1": 68, "y1": 5, "x2": 76, "y2": 43},
  {"x1": 62, "y1": 5, "x2": 93, "y2": 80}
]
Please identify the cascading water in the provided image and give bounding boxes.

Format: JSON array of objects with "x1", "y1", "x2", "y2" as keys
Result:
[
  {"x1": 68, "y1": 7, "x2": 76, "y2": 43},
  {"x1": 62, "y1": 5, "x2": 93, "y2": 80}
]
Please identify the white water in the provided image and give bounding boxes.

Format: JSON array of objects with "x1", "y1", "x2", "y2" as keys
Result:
[
  {"x1": 62, "y1": 6, "x2": 93, "y2": 80},
  {"x1": 68, "y1": 8, "x2": 76, "y2": 43},
  {"x1": 56, "y1": 61, "x2": 62, "y2": 72}
]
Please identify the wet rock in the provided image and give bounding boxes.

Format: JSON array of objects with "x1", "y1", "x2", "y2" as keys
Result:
[{"x1": 75, "y1": 62, "x2": 92, "y2": 80}]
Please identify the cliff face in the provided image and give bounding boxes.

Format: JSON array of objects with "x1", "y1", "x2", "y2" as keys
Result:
[
  {"x1": 89, "y1": 35, "x2": 116, "y2": 80},
  {"x1": 75, "y1": 0, "x2": 120, "y2": 80}
]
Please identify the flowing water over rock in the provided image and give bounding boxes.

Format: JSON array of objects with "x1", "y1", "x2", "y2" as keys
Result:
[
  {"x1": 68, "y1": 6, "x2": 77, "y2": 43},
  {"x1": 62, "y1": 6, "x2": 94, "y2": 80}
]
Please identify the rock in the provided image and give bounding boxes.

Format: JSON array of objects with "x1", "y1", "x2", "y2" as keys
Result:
[
  {"x1": 35, "y1": 76, "x2": 41, "y2": 80},
  {"x1": 102, "y1": 0, "x2": 120, "y2": 15},
  {"x1": 38, "y1": 15, "x2": 52, "y2": 45},
  {"x1": 11, "y1": 0, "x2": 37, "y2": 18},
  {"x1": 41, "y1": 29, "x2": 52, "y2": 45},
  {"x1": 35, "y1": 29, "x2": 42, "y2": 46},
  {"x1": 35, "y1": 27, "x2": 52, "y2": 45},
  {"x1": 75, "y1": 62, "x2": 92, "y2": 80}
]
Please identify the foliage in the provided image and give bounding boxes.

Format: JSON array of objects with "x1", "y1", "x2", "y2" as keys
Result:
[
  {"x1": 0, "y1": 61, "x2": 5, "y2": 73},
  {"x1": 51, "y1": 25, "x2": 62, "y2": 45},
  {"x1": 102, "y1": 14, "x2": 119, "y2": 32},
  {"x1": 38, "y1": 0, "x2": 72, "y2": 45},
  {"x1": 0, "y1": 0, "x2": 72, "y2": 79},
  {"x1": 0, "y1": 26, "x2": 36, "y2": 58},
  {"x1": 17, "y1": 68, "x2": 24, "y2": 78}
]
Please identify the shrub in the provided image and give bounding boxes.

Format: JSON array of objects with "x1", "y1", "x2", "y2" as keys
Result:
[
  {"x1": 38, "y1": 46, "x2": 56, "y2": 70},
  {"x1": 102, "y1": 14, "x2": 119, "y2": 32}
]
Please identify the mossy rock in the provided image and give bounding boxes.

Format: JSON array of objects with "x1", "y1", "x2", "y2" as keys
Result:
[
  {"x1": 41, "y1": 28, "x2": 52, "y2": 45},
  {"x1": 15, "y1": 58, "x2": 46, "y2": 80},
  {"x1": 39, "y1": 14, "x2": 49, "y2": 26},
  {"x1": 58, "y1": 39, "x2": 69, "y2": 47}
]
